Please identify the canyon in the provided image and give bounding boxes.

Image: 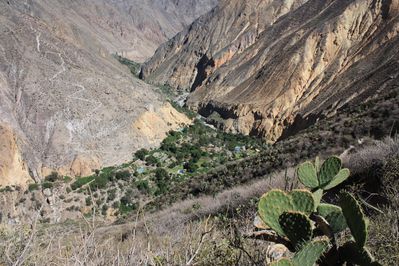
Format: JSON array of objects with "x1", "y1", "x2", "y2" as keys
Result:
[
  {"x1": 142, "y1": 0, "x2": 399, "y2": 141},
  {"x1": 0, "y1": 0, "x2": 216, "y2": 186}
]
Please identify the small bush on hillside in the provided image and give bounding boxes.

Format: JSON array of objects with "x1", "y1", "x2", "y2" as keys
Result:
[
  {"x1": 41, "y1": 182, "x2": 53, "y2": 189},
  {"x1": 155, "y1": 168, "x2": 169, "y2": 181},
  {"x1": 145, "y1": 155, "x2": 159, "y2": 166},
  {"x1": 28, "y1": 183, "x2": 39, "y2": 192},
  {"x1": 45, "y1": 172, "x2": 61, "y2": 182},
  {"x1": 107, "y1": 189, "x2": 117, "y2": 202},
  {"x1": 136, "y1": 180, "x2": 150, "y2": 193},
  {"x1": 135, "y1": 148, "x2": 149, "y2": 160},
  {"x1": 85, "y1": 197, "x2": 92, "y2": 206},
  {"x1": 115, "y1": 170, "x2": 131, "y2": 181}
]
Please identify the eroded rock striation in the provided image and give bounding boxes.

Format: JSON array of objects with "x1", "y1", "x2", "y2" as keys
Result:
[{"x1": 142, "y1": 0, "x2": 399, "y2": 141}]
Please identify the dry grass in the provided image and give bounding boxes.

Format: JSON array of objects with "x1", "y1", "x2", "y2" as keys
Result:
[
  {"x1": 0, "y1": 168, "x2": 295, "y2": 266},
  {"x1": 368, "y1": 156, "x2": 399, "y2": 265},
  {"x1": 1, "y1": 138, "x2": 399, "y2": 265},
  {"x1": 342, "y1": 137, "x2": 399, "y2": 175}
]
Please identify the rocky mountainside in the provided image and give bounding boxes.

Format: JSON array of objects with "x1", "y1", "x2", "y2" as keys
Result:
[
  {"x1": 0, "y1": 0, "x2": 219, "y2": 186},
  {"x1": 141, "y1": 0, "x2": 399, "y2": 141},
  {"x1": 3, "y1": 0, "x2": 217, "y2": 62}
]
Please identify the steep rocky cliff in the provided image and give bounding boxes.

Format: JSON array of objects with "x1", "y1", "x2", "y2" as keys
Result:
[
  {"x1": 0, "y1": 0, "x2": 214, "y2": 186},
  {"x1": 142, "y1": 0, "x2": 399, "y2": 141}
]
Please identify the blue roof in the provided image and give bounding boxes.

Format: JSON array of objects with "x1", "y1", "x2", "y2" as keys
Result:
[{"x1": 137, "y1": 167, "x2": 146, "y2": 174}]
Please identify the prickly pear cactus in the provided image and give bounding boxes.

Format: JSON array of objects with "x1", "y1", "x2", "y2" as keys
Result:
[
  {"x1": 339, "y1": 192, "x2": 368, "y2": 248},
  {"x1": 292, "y1": 239, "x2": 329, "y2": 266},
  {"x1": 258, "y1": 189, "x2": 315, "y2": 236},
  {"x1": 317, "y1": 203, "x2": 347, "y2": 233},
  {"x1": 297, "y1": 162, "x2": 318, "y2": 189},
  {"x1": 279, "y1": 211, "x2": 313, "y2": 250}
]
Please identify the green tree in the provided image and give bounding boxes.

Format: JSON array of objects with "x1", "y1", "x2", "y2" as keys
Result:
[
  {"x1": 146, "y1": 155, "x2": 159, "y2": 166},
  {"x1": 135, "y1": 148, "x2": 149, "y2": 160},
  {"x1": 155, "y1": 168, "x2": 169, "y2": 181}
]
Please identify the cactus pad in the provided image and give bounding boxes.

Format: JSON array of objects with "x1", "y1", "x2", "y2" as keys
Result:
[
  {"x1": 339, "y1": 192, "x2": 368, "y2": 247},
  {"x1": 324, "y1": 168, "x2": 350, "y2": 190},
  {"x1": 258, "y1": 190, "x2": 294, "y2": 236},
  {"x1": 258, "y1": 189, "x2": 315, "y2": 236},
  {"x1": 279, "y1": 211, "x2": 313, "y2": 250},
  {"x1": 297, "y1": 161, "x2": 319, "y2": 189},
  {"x1": 319, "y1": 156, "x2": 341, "y2": 187},
  {"x1": 290, "y1": 190, "x2": 315, "y2": 214},
  {"x1": 317, "y1": 203, "x2": 347, "y2": 233},
  {"x1": 292, "y1": 239, "x2": 329, "y2": 266}
]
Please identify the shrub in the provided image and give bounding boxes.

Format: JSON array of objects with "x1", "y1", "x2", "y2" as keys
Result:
[
  {"x1": 45, "y1": 172, "x2": 61, "y2": 182},
  {"x1": 115, "y1": 170, "x2": 131, "y2": 181},
  {"x1": 136, "y1": 180, "x2": 150, "y2": 193},
  {"x1": 145, "y1": 155, "x2": 159, "y2": 166},
  {"x1": 41, "y1": 182, "x2": 53, "y2": 189},
  {"x1": 155, "y1": 180, "x2": 169, "y2": 196},
  {"x1": 155, "y1": 168, "x2": 169, "y2": 181},
  {"x1": 135, "y1": 148, "x2": 149, "y2": 160},
  {"x1": 28, "y1": 183, "x2": 39, "y2": 192},
  {"x1": 85, "y1": 197, "x2": 92, "y2": 206},
  {"x1": 107, "y1": 189, "x2": 117, "y2": 202},
  {"x1": 102, "y1": 204, "x2": 108, "y2": 216}
]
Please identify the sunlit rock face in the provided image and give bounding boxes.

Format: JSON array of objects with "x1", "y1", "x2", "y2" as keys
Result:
[{"x1": 142, "y1": 0, "x2": 399, "y2": 141}]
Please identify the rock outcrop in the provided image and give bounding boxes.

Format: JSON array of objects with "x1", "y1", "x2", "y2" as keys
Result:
[
  {"x1": 0, "y1": 125, "x2": 30, "y2": 187},
  {"x1": 142, "y1": 0, "x2": 399, "y2": 141}
]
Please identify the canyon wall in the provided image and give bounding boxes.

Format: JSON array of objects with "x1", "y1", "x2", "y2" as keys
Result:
[{"x1": 142, "y1": 0, "x2": 399, "y2": 141}]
